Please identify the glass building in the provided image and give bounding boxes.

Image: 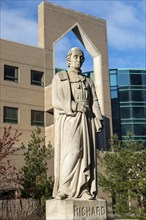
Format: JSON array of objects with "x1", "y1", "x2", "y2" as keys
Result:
[{"x1": 110, "y1": 68, "x2": 146, "y2": 146}]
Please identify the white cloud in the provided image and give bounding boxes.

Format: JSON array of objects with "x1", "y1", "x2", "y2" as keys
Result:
[
  {"x1": 0, "y1": 0, "x2": 145, "y2": 69},
  {"x1": 1, "y1": 0, "x2": 145, "y2": 51},
  {"x1": 51, "y1": 0, "x2": 145, "y2": 51},
  {"x1": 108, "y1": 24, "x2": 145, "y2": 50},
  {"x1": 0, "y1": 8, "x2": 38, "y2": 46},
  {"x1": 109, "y1": 52, "x2": 146, "y2": 69},
  {"x1": 107, "y1": 1, "x2": 145, "y2": 50},
  {"x1": 53, "y1": 0, "x2": 145, "y2": 68}
]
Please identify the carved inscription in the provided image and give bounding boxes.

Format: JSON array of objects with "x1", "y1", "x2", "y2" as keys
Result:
[{"x1": 74, "y1": 205, "x2": 106, "y2": 217}]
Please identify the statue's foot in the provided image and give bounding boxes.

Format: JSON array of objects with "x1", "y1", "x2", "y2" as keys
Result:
[
  {"x1": 80, "y1": 191, "x2": 93, "y2": 200},
  {"x1": 56, "y1": 192, "x2": 67, "y2": 200}
]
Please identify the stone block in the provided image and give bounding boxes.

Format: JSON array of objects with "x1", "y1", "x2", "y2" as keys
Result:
[{"x1": 46, "y1": 199, "x2": 107, "y2": 220}]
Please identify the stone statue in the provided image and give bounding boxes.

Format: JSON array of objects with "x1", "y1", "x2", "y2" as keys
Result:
[{"x1": 52, "y1": 47, "x2": 103, "y2": 200}]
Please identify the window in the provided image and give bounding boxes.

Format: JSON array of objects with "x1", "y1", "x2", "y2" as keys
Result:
[
  {"x1": 3, "y1": 107, "x2": 18, "y2": 124},
  {"x1": 121, "y1": 124, "x2": 133, "y2": 136},
  {"x1": 111, "y1": 89, "x2": 118, "y2": 99},
  {"x1": 118, "y1": 74, "x2": 130, "y2": 86},
  {"x1": 110, "y1": 69, "x2": 117, "y2": 74},
  {"x1": 144, "y1": 90, "x2": 146, "y2": 102},
  {"x1": 118, "y1": 70, "x2": 129, "y2": 74},
  {"x1": 31, "y1": 70, "x2": 44, "y2": 86},
  {"x1": 142, "y1": 74, "x2": 146, "y2": 85},
  {"x1": 141, "y1": 70, "x2": 146, "y2": 74},
  {"x1": 132, "y1": 107, "x2": 146, "y2": 118},
  {"x1": 31, "y1": 110, "x2": 44, "y2": 126},
  {"x1": 130, "y1": 70, "x2": 141, "y2": 74},
  {"x1": 111, "y1": 100, "x2": 121, "y2": 137},
  {"x1": 4, "y1": 65, "x2": 18, "y2": 82},
  {"x1": 131, "y1": 90, "x2": 143, "y2": 102},
  {"x1": 120, "y1": 107, "x2": 131, "y2": 119},
  {"x1": 130, "y1": 74, "x2": 142, "y2": 85},
  {"x1": 110, "y1": 74, "x2": 117, "y2": 86},
  {"x1": 119, "y1": 90, "x2": 130, "y2": 102},
  {"x1": 134, "y1": 124, "x2": 146, "y2": 136}
]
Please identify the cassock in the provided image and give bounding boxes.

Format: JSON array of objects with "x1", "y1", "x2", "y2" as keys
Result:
[{"x1": 52, "y1": 70, "x2": 103, "y2": 199}]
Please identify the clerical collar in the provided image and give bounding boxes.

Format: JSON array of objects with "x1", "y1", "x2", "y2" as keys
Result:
[
  {"x1": 67, "y1": 69, "x2": 85, "y2": 82},
  {"x1": 68, "y1": 68, "x2": 82, "y2": 75}
]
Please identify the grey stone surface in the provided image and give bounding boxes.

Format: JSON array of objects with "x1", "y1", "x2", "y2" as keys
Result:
[
  {"x1": 46, "y1": 199, "x2": 107, "y2": 220},
  {"x1": 52, "y1": 48, "x2": 103, "y2": 200}
]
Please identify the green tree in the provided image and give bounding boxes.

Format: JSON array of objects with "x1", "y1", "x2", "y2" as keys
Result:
[
  {"x1": 98, "y1": 134, "x2": 146, "y2": 218},
  {"x1": 22, "y1": 127, "x2": 53, "y2": 204}
]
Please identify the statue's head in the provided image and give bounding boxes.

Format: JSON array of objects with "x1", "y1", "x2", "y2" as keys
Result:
[{"x1": 66, "y1": 47, "x2": 85, "y2": 70}]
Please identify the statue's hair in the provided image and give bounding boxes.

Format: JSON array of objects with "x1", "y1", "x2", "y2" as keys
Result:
[{"x1": 66, "y1": 47, "x2": 85, "y2": 67}]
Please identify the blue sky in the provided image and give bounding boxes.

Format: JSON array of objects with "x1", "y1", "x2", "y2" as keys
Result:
[{"x1": 0, "y1": 0, "x2": 146, "y2": 71}]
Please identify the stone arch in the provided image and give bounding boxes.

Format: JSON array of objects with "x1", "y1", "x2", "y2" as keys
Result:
[
  {"x1": 39, "y1": 1, "x2": 112, "y2": 149},
  {"x1": 53, "y1": 23, "x2": 104, "y2": 112}
]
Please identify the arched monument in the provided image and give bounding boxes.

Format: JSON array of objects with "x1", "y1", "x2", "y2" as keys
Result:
[
  {"x1": 38, "y1": 1, "x2": 112, "y2": 150},
  {"x1": 38, "y1": 2, "x2": 110, "y2": 219}
]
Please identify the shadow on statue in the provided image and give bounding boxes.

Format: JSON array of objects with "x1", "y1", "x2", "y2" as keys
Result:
[{"x1": 46, "y1": 48, "x2": 107, "y2": 220}]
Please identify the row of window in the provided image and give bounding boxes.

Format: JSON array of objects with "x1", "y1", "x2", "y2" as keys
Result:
[
  {"x1": 119, "y1": 89, "x2": 146, "y2": 102},
  {"x1": 110, "y1": 69, "x2": 146, "y2": 75},
  {"x1": 121, "y1": 123, "x2": 146, "y2": 136},
  {"x1": 111, "y1": 89, "x2": 146, "y2": 102},
  {"x1": 4, "y1": 65, "x2": 44, "y2": 86},
  {"x1": 3, "y1": 106, "x2": 44, "y2": 126},
  {"x1": 120, "y1": 106, "x2": 146, "y2": 119},
  {"x1": 110, "y1": 72, "x2": 146, "y2": 87}
]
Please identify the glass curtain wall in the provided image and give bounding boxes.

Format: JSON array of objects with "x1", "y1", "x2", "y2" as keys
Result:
[{"x1": 110, "y1": 69, "x2": 146, "y2": 146}]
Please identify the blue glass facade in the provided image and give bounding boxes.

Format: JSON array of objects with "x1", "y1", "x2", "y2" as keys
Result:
[{"x1": 110, "y1": 69, "x2": 146, "y2": 146}]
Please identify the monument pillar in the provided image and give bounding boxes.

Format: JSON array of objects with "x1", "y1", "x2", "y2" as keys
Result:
[{"x1": 46, "y1": 199, "x2": 107, "y2": 220}]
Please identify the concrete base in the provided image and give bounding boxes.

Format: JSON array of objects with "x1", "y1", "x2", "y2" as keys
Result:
[{"x1": 46, "y1": 199, "x2": 107, "y2": 220}]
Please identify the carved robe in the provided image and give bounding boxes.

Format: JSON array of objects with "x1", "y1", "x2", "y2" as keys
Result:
[{"x1": 52, "y1": 70, "x2": 103, "y2": 198}]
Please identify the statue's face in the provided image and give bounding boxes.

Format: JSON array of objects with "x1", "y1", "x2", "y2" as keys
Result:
[{"x1": 70, "y1": 49, "x2": 84, "y2": 70}]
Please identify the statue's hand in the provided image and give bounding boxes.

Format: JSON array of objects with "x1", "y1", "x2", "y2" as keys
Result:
[{"x1": 77, "y1": 102, "x2": 89, "y2": 113}]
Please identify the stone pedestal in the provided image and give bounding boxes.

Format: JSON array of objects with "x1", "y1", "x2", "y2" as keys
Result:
[{"x1": 46, "y1": 199, "x2": 107, "y2": 220}]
